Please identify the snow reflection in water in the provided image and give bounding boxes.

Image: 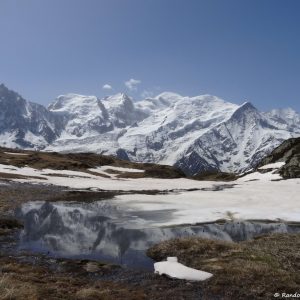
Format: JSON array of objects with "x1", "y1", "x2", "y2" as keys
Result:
[{"x1": 16, "y1": 200, "x2": 300, "y2": 269}]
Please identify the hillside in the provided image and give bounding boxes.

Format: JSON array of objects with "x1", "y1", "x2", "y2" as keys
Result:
[{"x1": 0, "y1": 147, "x2": 184, "y2": 180}]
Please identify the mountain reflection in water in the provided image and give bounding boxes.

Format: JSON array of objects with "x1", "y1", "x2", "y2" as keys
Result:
[{"x1": 16, "y1": 200, "x2": 300, "y2": 269}]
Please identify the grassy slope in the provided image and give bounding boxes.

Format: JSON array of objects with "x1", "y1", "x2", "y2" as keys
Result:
[{"x1": 147, "y1": 234, "x2": 300, "y2": 299}]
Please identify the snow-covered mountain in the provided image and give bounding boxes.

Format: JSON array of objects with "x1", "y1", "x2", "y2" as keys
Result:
[
  {"x1": 264, "y1": 108, "x2": 300, "y2": 132},
  {"x1": 0, "y1": 84, "x2": 60, "y2": 149},
  {"x1": 48, "y1": 93, "x2": 148, "y2": 138},
  {"x1": 1, "y1": 84, "x2": 299, "y2": 174}
]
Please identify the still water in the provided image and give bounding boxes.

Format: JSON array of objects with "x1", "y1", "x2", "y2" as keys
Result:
[{"x1": 15, "y1": 200, "x2": 300, "y2": 269}]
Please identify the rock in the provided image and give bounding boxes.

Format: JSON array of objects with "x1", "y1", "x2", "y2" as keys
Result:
[{"x1": 257, "y1": 137, "x2": 300, "y2": 178}]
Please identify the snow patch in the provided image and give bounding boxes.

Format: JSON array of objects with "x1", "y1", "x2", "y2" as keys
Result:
[
  {"x1": 258, "y1": 162, "x2": 285, "y2": 170},
  {"x1": 4, "y1": 152, "x2": 29, "y2": 156},
  {"x1": 90, "y1": 166, "x2": 144, "y2": 175},
  {"x1": 154, "y1": 257, "x2": 213, "y2": 281}
]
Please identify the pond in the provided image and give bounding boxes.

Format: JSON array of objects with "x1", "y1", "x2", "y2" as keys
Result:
[{"x1": 15, "y1": 199, "x2": 300, "y2": 270}]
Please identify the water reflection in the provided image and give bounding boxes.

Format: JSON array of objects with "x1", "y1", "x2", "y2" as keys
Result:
[{"x1": 16, "y1": 200, "x2": 300, "y2": 269}]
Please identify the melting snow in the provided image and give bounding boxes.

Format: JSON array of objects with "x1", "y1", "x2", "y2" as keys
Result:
[
  {"x1": 154, "y1": 257, "x2": 213, "y2": 281},
  {"x1": 0, "y1": 162, "x2": 299, "y2": 225}
]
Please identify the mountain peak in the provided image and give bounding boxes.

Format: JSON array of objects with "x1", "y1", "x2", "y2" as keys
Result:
[
  {"x1": 155, "y1": 92, "x2": 182, "y2": 100},
  {"x1": 239, "y1": 101, "x2": 256, "y2": 109},
  {"x1": 103, "y1": 92, "x2": 130, "y2": 101},
  {"x1": 48, "y1": 94, "x2": 99, "y2": 112},
  {"x1": 229, "y1": 101, "x2": 259, "y2": 123},
  {"x1": 103, "y1": 93, "x2": 133, "y2": 106},
  {"x1": 120, "y1": 92, "x2": 130, "y2": 99},
  {"x1": 0, "y1": 83, "x2": 12, "y2": 94},
  {"x1": 0, "y1": 84, "x2": 25, "y2": 104}
]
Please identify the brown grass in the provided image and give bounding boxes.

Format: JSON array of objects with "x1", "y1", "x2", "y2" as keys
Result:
[
  {"x1": 0, "y1": 172, "x2": 46, "y2": 180},
  {"x1": 147, "y1": 234, "x2": 300, "y2": 300},
  {"x1": 76, "y1": 288, "x2": 108, "y2": 300},
  {"x1": 116, "y1": 172, "x2": 145, "y2": 179},
  {"x1": 75, "y1": 286, "x2": 145, "y2": 300},
  {"x1": 0, "y1": 259, "x2": 146, "y2": 300},
  {"x1": 192, "y1": 171, "x2": 238, "y2": 181},
  {"x1": 0, "y1": 273, "x2": 38, "y2": 300},
  {"x1": 0, "y1": 147, "x2": 184, "y2": 179}
]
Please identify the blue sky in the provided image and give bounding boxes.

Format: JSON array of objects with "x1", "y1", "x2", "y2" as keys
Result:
[{"x1": 0, "y1": 0, "x2": 299, "y2": 112}]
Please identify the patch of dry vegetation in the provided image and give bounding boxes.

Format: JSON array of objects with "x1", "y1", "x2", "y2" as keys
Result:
[
  {"x1": 193, "y1": 171, "x2": 238, "y2": 181},
  {"x1": 147, "y1": 233, "x2": 300, "y2": 300},
  {"x1": 0, "y1": 273, "x2": 38, "y2": 300},
  {"x1": 0, "y1": 147, "x2": 243, "y2": 180},
  {"x1": 75, "y1": 286, "x2": 144, "y2": 300},
  {"x1": 0, "y1": 259, "x2": 146, "y2": 300},
  {"x1": 0, "y1": 147, "x2": 184, "y2": 179},
  {"x1": 0, "y1": 172, "x2": 46, "y2": 181}
]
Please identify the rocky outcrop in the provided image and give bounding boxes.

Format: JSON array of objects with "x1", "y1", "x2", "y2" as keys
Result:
[{"x1": 257, "y1": 137, "x2": 300, "y2": 178}]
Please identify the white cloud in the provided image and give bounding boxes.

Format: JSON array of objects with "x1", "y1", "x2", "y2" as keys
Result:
[
  {"x1": 125, "y1": 78, "x2": 141, "y2": 91},
  {"x1": 102, "y1": 84, "x2": 112, "y2": 90}
]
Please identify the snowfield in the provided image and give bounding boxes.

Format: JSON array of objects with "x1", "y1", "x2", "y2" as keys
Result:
[{"x1": 0, "y1": 162, "x2": 299, "y2": 226}]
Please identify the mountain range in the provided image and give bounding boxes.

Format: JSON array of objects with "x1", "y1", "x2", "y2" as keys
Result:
[{"x1": 0, "y1": 83, "x2": 299, "y2": 175}]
